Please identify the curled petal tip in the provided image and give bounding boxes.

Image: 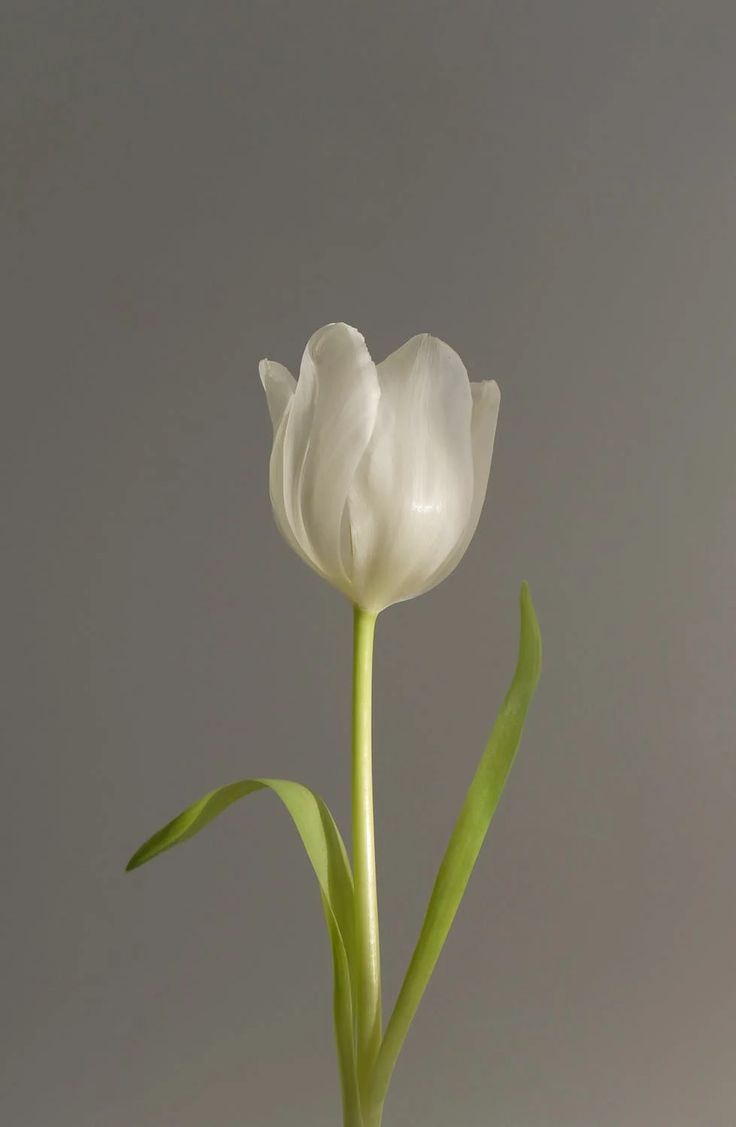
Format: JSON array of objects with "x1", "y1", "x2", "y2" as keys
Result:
[
  {"x1": 472, "y1": 378, "x2": 501, "y2": 402},
  {"x1": 307, "y1": 322, "x2": 369, "y2": 363},
  {"x1": 259, "y1": 359, "x2": 296, "y2": 432}
]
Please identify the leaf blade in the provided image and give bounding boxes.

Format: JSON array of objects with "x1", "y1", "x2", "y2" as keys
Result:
[
  {"x1": 126, "y1": 777, "x2": 360, "y2": 1118},
  {"x1": 371, "y1": 582, "x2": 542, "y2": 1106}
]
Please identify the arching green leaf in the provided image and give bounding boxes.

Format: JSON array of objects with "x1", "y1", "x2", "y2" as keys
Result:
[{"x1": 126, "y1": 778, "x2": 360, "y2": 1121}]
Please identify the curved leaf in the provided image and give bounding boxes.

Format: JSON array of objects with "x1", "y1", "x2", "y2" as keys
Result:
[
  {"x1": 126, "y1": 778, "x2": 360, "y2": 1120},
  {"x1": 371, "y1": 582, "x2": 542, "y2": 1107}
]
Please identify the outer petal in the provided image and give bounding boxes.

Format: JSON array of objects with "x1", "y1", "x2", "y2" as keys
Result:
[
  {"x1": 348, "y1": 334, "x2": 474, "y2": 610},
  {"x1": 467, "y1": 378, "x2": 501, "y2": 536},
  {"x1": 412, "y1": 378, "x2": 500, "y2": 597},
  {"x1": 259, "y1": 360, "x2": 296, "y2": 434},
  {"x1": 267, "y1": 397, "x2": 328, "y2": 580},
  {"x1": 289, "y1": 323, "x2": 380, "y2": 590},
  {"x1": 259, "y1": 358, "x2": 320, "y2": 574}
]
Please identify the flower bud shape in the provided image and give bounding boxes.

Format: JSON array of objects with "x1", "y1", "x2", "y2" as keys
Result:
[{"x1": 259, "y1": 323, "x2": 500, "y2": 614}]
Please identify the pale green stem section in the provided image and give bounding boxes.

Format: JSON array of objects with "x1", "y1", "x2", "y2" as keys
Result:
[{"x1": 351, "y1": 605, "x2": 382, "y2": 1109}]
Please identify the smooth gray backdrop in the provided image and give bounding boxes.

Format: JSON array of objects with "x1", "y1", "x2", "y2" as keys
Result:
[{"x1": 3, "y1": 3, "x2": 735, "y2": 1125}]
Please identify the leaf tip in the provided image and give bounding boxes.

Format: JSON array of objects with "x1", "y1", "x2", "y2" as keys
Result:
[
  {"x1": 518, "y1": 580, "x2": 542, "y2": 680},
  {"x1": 518, "y1": 580, "x2": 533, "y2": 623},
  {"x1": 125, "y1": 847, "x2": 147, "y2": 873}
]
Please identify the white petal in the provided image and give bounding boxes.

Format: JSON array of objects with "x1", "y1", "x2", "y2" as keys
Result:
[
  {"x1": 468, "y1": 379, "x2": 501, "y2": 533},
  {"x1": 267, "y1": 398, "x2": 327, "y2": 578},
  {"x1": 260, "y1": 355, "x2": 319, "y2": 572},
  {"x1": 348, "y1": 334, "x2": 474, "y2": 610},
  {"x1": 286, "y1": 323, "x2": 380, "y2": 589},
  {"x1": 413, "y1": 378, "x2": 500, "y2": 597},
  {"x1": 259, "y1": 360, "x2": 296, "y2": 434}
]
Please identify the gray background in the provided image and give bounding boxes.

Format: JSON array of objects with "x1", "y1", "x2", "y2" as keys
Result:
[{"x1": 2, "y1": 2, "x2": 735, "y2": 1125}]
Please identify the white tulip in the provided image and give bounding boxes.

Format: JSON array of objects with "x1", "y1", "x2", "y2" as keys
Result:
[{"x1": 259, "y1": 323, "x2": 500, "y2": 614}]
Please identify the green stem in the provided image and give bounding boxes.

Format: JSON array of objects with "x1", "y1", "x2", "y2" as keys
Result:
[{"x1": 351, "y1": 605, "x2": 382, "y2": 1106}]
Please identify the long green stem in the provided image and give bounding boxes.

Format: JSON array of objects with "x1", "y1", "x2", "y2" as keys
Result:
[{"x1": 351, "y1": 605, "x2": 382, "y2": 1110}]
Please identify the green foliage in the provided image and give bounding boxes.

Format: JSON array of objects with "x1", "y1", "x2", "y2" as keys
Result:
[
  {"x1": 125, "y1": 583, "x2": 542, "y2": 1126},
  {"x1": 370, "y1": 582, "x2": 542, "y2": 1107},
  {"x1": 126, "y1": 779, "x2": 360, "y2": 1121}
]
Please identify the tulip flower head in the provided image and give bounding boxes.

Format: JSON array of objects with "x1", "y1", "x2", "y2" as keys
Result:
[{"x1": 260, "y1": 323, "x2": 500, "y2": 613}]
